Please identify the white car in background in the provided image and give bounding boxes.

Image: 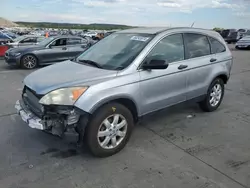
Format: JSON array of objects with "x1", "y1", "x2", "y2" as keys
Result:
[
  {"x1": 238, "y1": 29, "x2": 250, "y2": 38},
  {"x1": 84, "y1": 31, "x2": 98, "y2": 38},
  {"x1": 235, "y1": 35, "x2": 250, "y2": 49}
]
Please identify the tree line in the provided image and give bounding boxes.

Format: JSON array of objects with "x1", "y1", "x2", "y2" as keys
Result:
[{"x1": 15, "y1": 22, "x2": 133, "y2": 30}]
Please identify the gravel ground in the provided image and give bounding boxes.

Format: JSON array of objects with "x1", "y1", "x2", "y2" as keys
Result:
[{"x1": 0, "y1": 45, "x2": 250, "y2": 188}]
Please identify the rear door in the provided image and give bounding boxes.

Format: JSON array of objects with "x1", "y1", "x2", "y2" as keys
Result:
[
  {"x1": 66, "y1": 38, "x2": 88, "y2": 59},
  {"x1": 183, "y1": 33, "x2": 215, "y2": 100}
]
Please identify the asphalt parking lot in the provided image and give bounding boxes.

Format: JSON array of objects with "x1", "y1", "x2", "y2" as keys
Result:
[{"x1": 0, "y1": 45, "x2": 250, "y2": 188}]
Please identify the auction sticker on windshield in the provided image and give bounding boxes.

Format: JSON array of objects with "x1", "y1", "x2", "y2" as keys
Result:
[{"x1": 131, "y1": 36, "x2": 149, "y2": 42}]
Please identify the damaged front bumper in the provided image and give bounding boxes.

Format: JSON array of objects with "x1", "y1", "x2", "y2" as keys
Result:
[
  {"x1": 15, "y1": 99, "x2": 86, "y2": 136},
  {"x1": 15, "y1": 100, "x2": 45, "y2": 130}
]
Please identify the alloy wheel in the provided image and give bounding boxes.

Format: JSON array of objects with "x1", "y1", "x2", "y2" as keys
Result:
[
  {"x1": 209, "y1": 83, "x2": 222, "y2": 107},
  {"x1": 23, "y1": 55, "x2": 37, "y2": 69},
  {"x1": 97, "y1": 114, "x2": 128, "y2": 149}
]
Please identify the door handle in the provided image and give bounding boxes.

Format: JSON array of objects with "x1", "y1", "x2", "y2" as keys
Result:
[
  {"x1": 178, "y1": 64, "x2": 188, "y2": 70},
  {"x1": 210, "y1": 58, "x2": 217, "y2": 62},
  {"x1": 62, "y1": 47, "x2": 67, "y2": 50}
]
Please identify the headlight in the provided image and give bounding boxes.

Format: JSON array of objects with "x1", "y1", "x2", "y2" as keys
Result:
[{"x1": 39, "y1": 87, "x2": 88, "y2": 105}]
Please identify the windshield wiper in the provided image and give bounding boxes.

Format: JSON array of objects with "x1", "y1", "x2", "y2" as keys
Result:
[{"x1": 77, "y1": 59, "x2": 103, "y2": 69}]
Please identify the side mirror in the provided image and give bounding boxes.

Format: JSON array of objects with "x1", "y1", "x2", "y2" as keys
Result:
[{"x1": 142, "y1": 59, "x2": 168, "y2": 70}]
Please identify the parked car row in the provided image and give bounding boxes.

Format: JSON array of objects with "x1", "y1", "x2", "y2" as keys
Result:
[
  {"x1": 216, "y1": 28, "x2": 250, "y2": 50},
  {"x1": 218, "y1": 28, "x2": 250, "y2": 44},
  {"x1": 5, "y1": 35, "x2": 92, "y2": 69}
]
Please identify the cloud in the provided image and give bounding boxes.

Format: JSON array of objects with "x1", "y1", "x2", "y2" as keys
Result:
[
  {"x1": 157, "y1": 0, "x2": 244, "y2": 11},
  {"x1": 2, "y1": 0, "x2": 250, "y2": 28}
]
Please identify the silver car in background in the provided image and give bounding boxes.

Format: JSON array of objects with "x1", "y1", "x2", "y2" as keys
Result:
[
  {"x1": 7, "y1": 35, "x2": 45, "y2": 48},
  {"x1": 235, "y1": 35, "x2": 250, "y2": 49},
  {"x1": 15, "y1": 27, "x2": 233, "y2": 157}
]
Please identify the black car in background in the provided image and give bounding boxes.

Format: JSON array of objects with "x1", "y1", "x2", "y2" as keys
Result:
[
  {"x1": 5, "y1": 36, "x2": 91, "y2": 69},
  {"x1": 221, "y1": 29, "x2": 241, "y2": 44}
]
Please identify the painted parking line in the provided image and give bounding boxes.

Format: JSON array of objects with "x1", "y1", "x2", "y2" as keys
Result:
[{"x1": 0, "y1": 70, "x2": 19, "y2": 74}]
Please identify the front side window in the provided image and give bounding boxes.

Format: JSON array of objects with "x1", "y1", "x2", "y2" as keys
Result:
[
  {"x1": 50, "y1": 38, "x2": 67, "y2": 46},
  {"x1": 76, "y1": 33, "x2": 154, "y2": 70},
  {"x1": 184, "y1": 33, "x2": 210, "y2": 59},
  {"x1": 208, "y1": 37, "x2": 226, "y2": 54},
  {"x1": 145, "y1": 34, "x2": 184, "y2": 64}
]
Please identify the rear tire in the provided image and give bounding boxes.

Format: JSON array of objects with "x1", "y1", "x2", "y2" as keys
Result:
[
  {"x1": 199, "y1": 78, "x2": 224, "y2": 112},
  {"x1": 85, "y1": 103, "x2": 134, "y2": 157},
  {"x1": 21, "y1": 54, "x2": 38, "y2": 69}
]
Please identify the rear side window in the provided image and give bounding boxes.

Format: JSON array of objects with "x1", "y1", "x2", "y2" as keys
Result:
[
  {"x1": 67, "y1": 38, "x2": 82, "y2": 45},
  {"x1": 184, "y1": 33, "x2": 210, "y2": 59},
  {"x1": 208, "y1": 37, "x2": 226, "y2": 54}
]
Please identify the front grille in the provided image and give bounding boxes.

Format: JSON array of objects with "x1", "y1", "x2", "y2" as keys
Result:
[{"x1": 22, "y1": 86, "x2": 44, "y2": 117}]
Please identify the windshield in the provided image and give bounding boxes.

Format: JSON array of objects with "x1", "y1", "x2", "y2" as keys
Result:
[
  {"x1": 13, "y1": 35, "x2": 27, "y2": 42},
  {"x1": 76, "y1": 33, "x2": 154, "y2": 70},
  {"x1": 38, "y1": 37, "x2": 55, "y2": 46}
]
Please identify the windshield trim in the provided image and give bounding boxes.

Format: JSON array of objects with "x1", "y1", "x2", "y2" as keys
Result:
[{"x1": 13, "y1": 35, "x2": 28, "y2": 42}]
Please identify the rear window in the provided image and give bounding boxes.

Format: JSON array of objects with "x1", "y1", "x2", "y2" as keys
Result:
[
  {"x1": 67, "y1": 38, "x2": 82, "y2": 45},
  {"x1": 228, "y1": 32, "x2": 238, "y2": 38},
  {"x1": 238, "y1": 29, "x2": 246, "y2": 33},
  {"x1": 208, "y1": 37, "x2": 226, "y2": 54},
  {"x1": 221, "y1": 30, "x2": 230, "y2": 38}
]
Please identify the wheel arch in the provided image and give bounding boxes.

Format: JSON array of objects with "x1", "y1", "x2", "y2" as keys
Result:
[
  {"x1": 89, "y1": 97, "x2": 139, "y2": 123},
  {"x1": 215, "y1": 74, "x2": 229, "y2": 84}
]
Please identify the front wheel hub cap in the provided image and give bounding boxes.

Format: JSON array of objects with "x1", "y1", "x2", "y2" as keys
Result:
[{"x1": 97, "y1": 114, "x2": 128, "y2": 149}]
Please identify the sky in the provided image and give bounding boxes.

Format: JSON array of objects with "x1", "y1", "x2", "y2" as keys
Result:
[{"x1": 1, "y1": 0, "x2": 250, "y2": 28}]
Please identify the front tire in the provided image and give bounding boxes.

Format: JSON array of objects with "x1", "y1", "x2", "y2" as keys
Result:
[
  {"x1": 85, "y1": 103, "x2": 134, "y2": 157},
  {"x1": 199, "y1": 78, "x2": 225, "y2": 112},
  {"x1": 21, "y1": 54, "x2": 38, "y2": 69}
]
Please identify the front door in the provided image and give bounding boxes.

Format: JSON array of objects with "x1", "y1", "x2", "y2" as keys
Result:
[
  {"x1": 139, "y1": 34, "x2": 188, "y2": 115},
  {"x1": 40, "y1": 38, "x2": 69, "y2": 63}
]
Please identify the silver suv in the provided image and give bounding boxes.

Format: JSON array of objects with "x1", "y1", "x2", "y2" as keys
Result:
[{"x1": 15, "y1": 27, "x2": 233, "y2": 157}]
